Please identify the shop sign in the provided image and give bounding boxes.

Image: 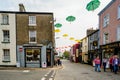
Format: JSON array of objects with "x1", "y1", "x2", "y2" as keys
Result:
[
  {"x1": 42, "y1": 62, "x2": 47, "y2": 68},
  {"x1": 19, "y1": 48, "x2": 23, "y2": 52},
  {"x1": 101, "y1": 43, "x2": 119, "y2": 49}
]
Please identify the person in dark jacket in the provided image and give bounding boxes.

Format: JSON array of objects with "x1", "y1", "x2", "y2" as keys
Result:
[
  {"x1": 102, "y1": 57, "x2": 108, "y2": 72},
  {"x1": 112, "y1": 55, "x2": 120, "y2": 74}
]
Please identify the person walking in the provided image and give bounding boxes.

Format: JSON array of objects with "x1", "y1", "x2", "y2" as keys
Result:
[
  {"x1": 102, "y1": 57, "x2": 108, "y2": 72},
  {"x1": 93, "y1": 56, "x2": 101, "y2": 72},
  {"x1": 109, "y1": 55, "x2": 114, "y2": 72},
  {"x1": 112, "y1": 55, "x2": 120, "y2": 74}
]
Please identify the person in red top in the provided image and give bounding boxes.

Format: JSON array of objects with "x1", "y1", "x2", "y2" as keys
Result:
[
  {"x1": 93, "y1": 56, "x2": 101, "y2": 72},
  {"x1": 109, "y1": 55, "x2": 114, "y2": 72}
]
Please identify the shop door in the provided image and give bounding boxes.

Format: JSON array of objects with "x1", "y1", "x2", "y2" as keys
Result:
[{"x1": 46, "y1": 49, "x2": 51, "y2": 66}]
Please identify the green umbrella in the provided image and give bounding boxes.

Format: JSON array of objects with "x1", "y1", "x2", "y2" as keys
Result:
[
  {"x1": 66, "y1": 16, "x2": 76, "y2": 23},
  {"x1": 86, "y1": 0, "x2": 100, "y2": 11},
  {"x1": 55, "y1": 23, "x2": 62, "y2": 28}
]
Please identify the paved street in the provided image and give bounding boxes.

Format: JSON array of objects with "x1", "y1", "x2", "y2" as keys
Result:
[
  {"x1": 55, "y1": 60, "x2": 120, "y2": 80},
  {"x1": 0, "y1": 68, "x2": 56, "y2": 80}
]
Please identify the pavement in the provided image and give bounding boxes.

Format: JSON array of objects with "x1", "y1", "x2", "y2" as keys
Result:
[{"x1": 0, "y1": 65, "x2": 63, "y2": 71}]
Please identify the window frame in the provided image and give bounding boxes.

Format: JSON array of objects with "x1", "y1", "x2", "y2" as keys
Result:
[
  {"x1": 3, "y1": 30, "x2": 10, "y2": 42},
  {"x1": 29, "y1": 30, "x2": 37, "y2": 43},
  {"x1": 28, "y1": 16, "x2": 36, "y2": 26},
  {"x1": 103, "y1": 14, "x2": 109, "y2": 27},
  {"x1": 1, "y1": 14, "x2": 9, "y2": 25},
  {"x1": 103, "y1": 32, "x2": 109, "y2": 44},
  {"x1": 2, "y1": 49, "x2": 10, "y2": 62},
  {"x1": 117, "y1": 26, "x2": 120, "y2": 41},
  {"x1": 117, "y1": 5, "x2": 120, "y2": 19}
]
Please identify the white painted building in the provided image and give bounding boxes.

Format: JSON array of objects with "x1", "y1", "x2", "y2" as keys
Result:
[
  {"x1": 0, "y1": 12, "x2": 16, "y2": 66},
  {"x1": 81, "y1": 37, "x2": 88, "y2": 63}
]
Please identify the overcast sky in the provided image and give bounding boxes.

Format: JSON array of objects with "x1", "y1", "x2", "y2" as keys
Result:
[{"x1": 0, "y1": 0, "x2": 111, "y2": 48}]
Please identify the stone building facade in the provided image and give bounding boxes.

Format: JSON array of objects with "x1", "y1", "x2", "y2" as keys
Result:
[{"x1": 0, "y1": 4, "x2": 55, "y2": 68}]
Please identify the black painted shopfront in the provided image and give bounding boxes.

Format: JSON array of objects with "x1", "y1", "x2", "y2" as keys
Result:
[{"x1": 100, "y1": 41, "x2": 120, "y2": 59}]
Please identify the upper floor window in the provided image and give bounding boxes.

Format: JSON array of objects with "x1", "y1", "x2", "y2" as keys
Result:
[
  {"x1": 118, "y1": 5, "x2": 120, "y2": 19},
  {"x1": 3, "y1": 30, "x2": 10, "y2": 42},
  {"x1": 117, "y1": 26, "x2": 120, "y2": 41},
  {"x1": 103, "y1": 33, "x2": 109, "y2": 44},
  {"x1": 3, "y1": 49, "x2": 10, "y2": 62},
  {"x1": 1, "y1": 14, "x2": 9, "y2": 25},
  {"x1": 29, "y1": 16, "x2": 36, "y2": 26},
  {"x1": 29, "y1": 31, "x2": 36, "y2": 43},
  {"x1": 90, "y1": 36, "x2": 93, "y2": 40},
  {"x1": 103, "y1": 14, "x2": 109, "y2": 27}
]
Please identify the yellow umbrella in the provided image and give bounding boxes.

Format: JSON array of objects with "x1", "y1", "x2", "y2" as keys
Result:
[
  {"x1": 63, "y1": 34, "x2": 68, "y2": 37},
  {"x1": 54, "y1": 29, "x2": 61, "y2": 33},
  {"x1": 75, "y1": 39, "x2": 81, "y2": 43},
  {"x1": 69, "y1": 37, "x2": 74, "y2": 40}
]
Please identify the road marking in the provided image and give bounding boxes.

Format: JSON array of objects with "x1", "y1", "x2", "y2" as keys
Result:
[
  {"x1": 23, "y1": 70, "x2": 30, "y2": 72},
  {"x1": 51, "y1": 70, "x2": 56, "y2": 78},
  {"x1": 41, "y1": 77, "x2": 46, "y2": 80},
  {"x1": 49, "y1": 78, "x2": 53, "y2": 80}
]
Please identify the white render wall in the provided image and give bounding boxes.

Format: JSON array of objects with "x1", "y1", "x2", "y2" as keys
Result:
[
  {"x1": 0, "y1": 13, "x2": 16, "y2": 66},
  {"x1": 82, "y1": 37, "x2": 88, "y2": 53},
  {"x1": 81, "y1": 37, "x2": 88, "y2": 63}
]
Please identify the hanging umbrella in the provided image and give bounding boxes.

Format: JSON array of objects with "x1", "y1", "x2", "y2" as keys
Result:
[
  {"x1": 86, "y1": 0, "x2": 100, "y2": 11},
  {"x1": 55, "y1": 23, "x2": 62, "y2": 28},
  {"x1": 63, "y1": 34, "x2": 68, "y2": 37},
  {"x1": 69, "y1": 37, "x2": 75, "y2": 40},
  {"x1": 75, "y1": 39, "x2": 81, "y2": 43},
  {"x1": 54, "y1": 29, "x2": 61, "y2": 33},
  {"x1": 66, "y1": 15, "x2": 76, "y2": 23}
]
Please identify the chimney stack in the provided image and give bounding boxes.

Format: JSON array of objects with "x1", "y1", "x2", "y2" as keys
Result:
[{"x1": 19, "y1": 3, "x2": 26, "y2": 12}]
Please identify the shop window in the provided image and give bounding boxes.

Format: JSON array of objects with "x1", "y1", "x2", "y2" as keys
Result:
[
  {"x1": 26, "y1": 49, "x2": 40, "y2": 62},
  {"x1": 2, "y1": 49, "x2": 10, "y2": 62}
]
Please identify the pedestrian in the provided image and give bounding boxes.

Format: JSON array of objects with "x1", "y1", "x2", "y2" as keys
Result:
[
  {"x1": 109, "y1": 55, "x2": 114, "y2": 72},
  {"x1": 57, "y1": 58, "x2": 61, "y2": 66},
  {"x1": 112, "y1": 55, "x2": 120, "y2": 74},
  {"x1": 93, "y1": 56, "x2": 101, "y2": 72},
  {"x1": 102, "y1": 57, "x2": 108, "y2": 72}
]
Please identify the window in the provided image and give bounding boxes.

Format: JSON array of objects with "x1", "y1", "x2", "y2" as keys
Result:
[
  {"x1": 118, "y1": 5, "x2": 120, "y2": 19},
  {"x1": 90, "y1": 36, "x2": 93, "y2": 40},
  {"x1": 103, "y1": 14, "x2": 109, "y2": 27},
  {"x1": 29, "y1": 31, "x2": 36, "y2": 43},
  {"x1": 117, "y1": 26, "x2": 120, "y2": 41},
  {"x1": 1, "y1": 14, "x2": 9, "y2": 25},
  {"x1": 3, "y1": 49, "x2": 10, "y2": 62},
  {"x1": 3, "y1": 30, "x2": 10, "y2": 42},
  {"x1": 103, "y1": 33, "x2": 109, "y2": 44},
  {"x1": 29, "y1": 16, "x2": 36, "y2": 26},
  {"x1": 26, "y1": 49, "x2": 40, "y2": 62}
]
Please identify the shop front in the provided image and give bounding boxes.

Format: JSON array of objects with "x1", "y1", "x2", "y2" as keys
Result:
[
  {"x1": 100, "y1": 41, "x2": 120, "y2": 59},
  {"x1": 88, "y1": 49, "x2": 101, "y2": 65}
]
